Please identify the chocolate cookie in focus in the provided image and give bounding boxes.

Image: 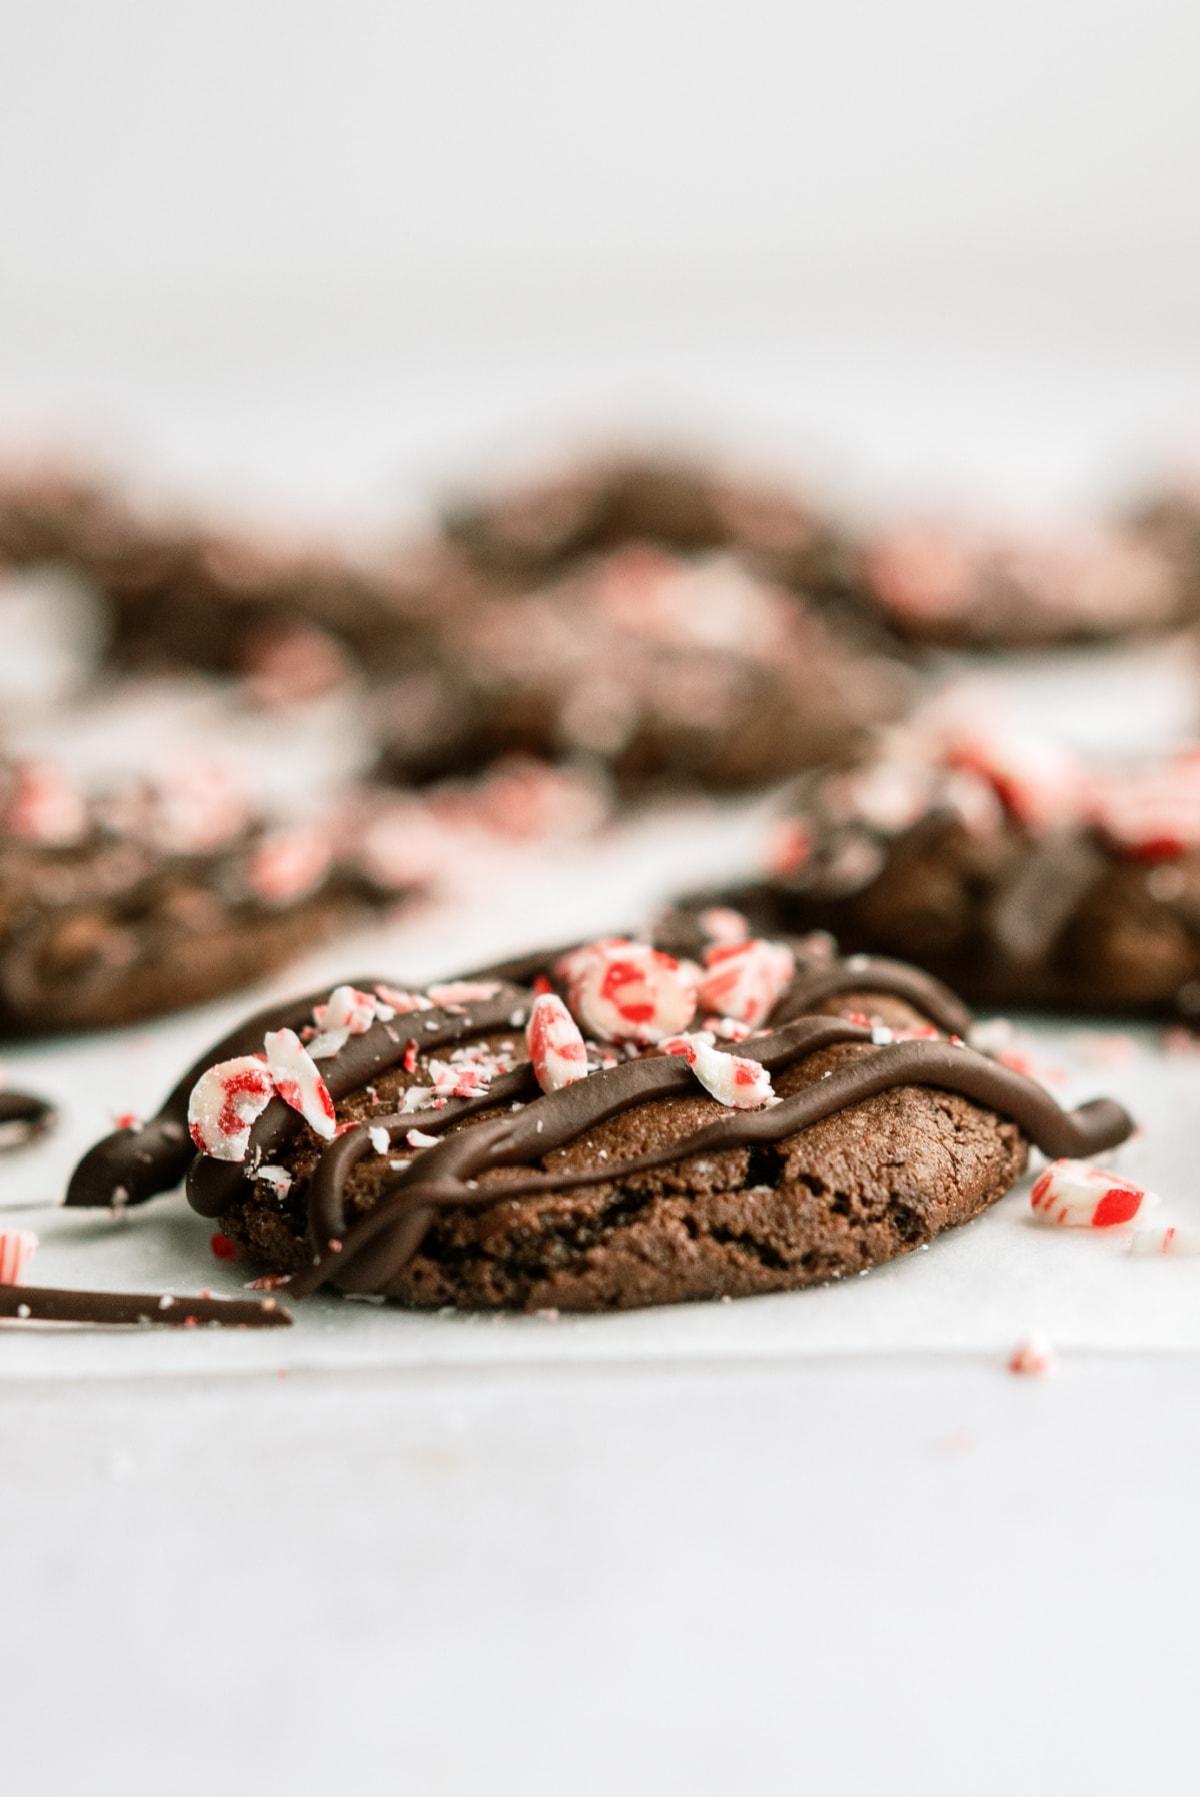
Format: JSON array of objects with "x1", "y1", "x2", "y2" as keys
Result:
[{"x1": 65, "y1": 931, "x2": 1132, "y2": 1310}]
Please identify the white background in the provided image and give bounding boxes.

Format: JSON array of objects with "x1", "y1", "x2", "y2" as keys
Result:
[
  {"x1": 3, "y1": 0, "x2": 1200, "y2": 522},
  {"x1": 3, "y1": 5, "x2": 1200, "y2": 1792}
]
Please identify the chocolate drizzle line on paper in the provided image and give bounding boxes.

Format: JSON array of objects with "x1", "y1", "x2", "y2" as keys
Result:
[{"x1": 0, "y1": 1284, "x2": 291, "y2": 1329}]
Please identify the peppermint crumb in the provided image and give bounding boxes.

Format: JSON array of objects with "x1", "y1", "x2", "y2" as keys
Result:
[
  {"x1": 17, "y1": 1304, "x2": 30, "y2": 1319},
  {"x1": 158, "y1": 1295, "x2": 174, "y2": 1310}
]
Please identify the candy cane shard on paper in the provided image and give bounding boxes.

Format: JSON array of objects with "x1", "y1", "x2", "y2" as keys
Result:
[
  {"x1": 0, "y1": 1230, "x2": 37, "y2": 1285},
  {"x1": 1029, "y1": 1158, "x2": 1157, "y2": 1228},
  {"x1": 1129, "y1": 1225, "x2": 1200, "y2": 1257}
]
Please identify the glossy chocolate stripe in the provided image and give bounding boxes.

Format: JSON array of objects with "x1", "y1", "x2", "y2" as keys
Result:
[
  {"x1": 64, "y1": 976, "x2": 388, "y2": 1209},
  {"x1": 186, "y1": 984, "x2": 530, "y2": 1219},
  {"x1": 305, "y1": 1062, "x2": 538, "y2": 1244}
]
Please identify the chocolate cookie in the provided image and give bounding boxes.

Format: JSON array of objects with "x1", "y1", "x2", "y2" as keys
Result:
[
  {"x1": 0, "y1": 459, "x2": 449, "y2": 698},
  {"x1": 442, "y1": 450, "x2": 856, "y2": 599},
  {"x1": 667, "y1": 731, "x2": 1200, "y2": 1016},
  {"x1": 374, "y1": 545, "x2": 909, "y2": 792},
  {"x1": 860, "y1": 520, "x2": 1192, "y2": 647},
  {"x1": 0, "y1": 760, "x2": 435, "y2": 1037},
  {"x1": 66, "y1": 934, "x2": 1132, "y2": 1311}
]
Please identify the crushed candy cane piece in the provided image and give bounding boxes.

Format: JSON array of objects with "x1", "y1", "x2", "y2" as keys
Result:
[
  {"x1": 374, "y1": 984, "x2": 433, "y2": 1014},
  {"x1": 1129, "y1": 1225, "x2": 1200, "y2": 1257},
  {"x1": 664, "y1": 1030, "x2": 777, "y2": 1109},
  {"x1": 1085, "y1": 750, "x2": 1200, "y2": 861},
  {"x1": 565, "y1": 938, "x2": 697, "y2": 1045},
  {"x1": 210, "y1": 1231, "x2": 238, "y2": 1261},
  {"x1": 247, "y1": 824, "x2": 333, "y2": 905},
  {"x1": 698, "y1": 937, "x2": 795, "y2": 1029},
  {"x1": 313, "y1": 984, "x2": 381, "y2": 1036},
  {"x1": 1008, "y1": 1332, "x2": 1056, "y2": 1376},
  {"x1": 1030, "y1": 1159, "x2": 1157, "y2": 1228},
  {"x1": 368, "y1": 1126, "x2": 391, "y2": 1155},
  {"x1": 4, "y1": 760, "x2": 87, "y2": 845},
  {"x1": 426, "y1": 980, "x2": 501, "y2": 1007},
  {"x1": 188, "y1": 1055, "x2": 275, "y2": 1160},
  {"x1": 264, "y1": 1029, "x2": 336, "y2": 1141},
  {"x1": 306, "y1": 1027, "x2": 351, "y2": 1061},
  {"x1": 256, "y1": 1164, "x2": 293, "y2": 1200},
  {"x1": 406, "y1": 1128, "x2": 440, "y2": 1148},
  {"x1": 0, "y1": 1229, "x2": 38, "y2": 1284},
  {"x1": 943, "y1": 731, "x2": 1082, "y2": 833},
  {"x1": 526, "y1": 993, "x2": 589, "y2": 1094},
  {"x1": 697, "y1": 906, "x2": 751, "y2": 945},
  {"x1": 767, "y1": 819, "x2": 812, "y2": 878}
]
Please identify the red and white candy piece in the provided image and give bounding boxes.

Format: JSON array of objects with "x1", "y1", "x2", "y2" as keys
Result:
[
  {"x1": 662, "y1": 1031, "x2": 777, "y2": 1110},
  {"x1": 426, "y1": 980, "x2": 502, "y2": 1008},
  {"x1": 1030, "y1": 1159, "x2": 1157, "y2": 1228},
  {"x1": 767, "y1": 819, "x2": 812, "y2": 878},
  {"x1": 696, "y1": 906, "x2": 751, "y2": 946},
  {"x1": 188, "y1": 1055, "x2": 276, "y2": 1161},
  {"x1": 1085, "y1": 751, "x2": 1200, "y2": 862},
  {"x1": 1129, "y1": 1225, "x2": 1200, "y2": 1258},
  {"x1": 4, "y1": 760, "x2": 87, "y2": 846},
  {"x1": 264, "y1": 1029, "x2": 337, "y2": 1141},
  {"x1": 526, "y1": 993, "x2": 589, "y2": 1094},
  {"x1": 0, "y1": 1229, "x2": 38, "y2": 1285},
  {"x1": 698, "y1": 938, "x2": 795, "y2": 1030},
  {"x1": 374, "y1": 984, "x2": 433, "y2": 1015},
  {"x1": 942, "y1": 731, "x2": 1082, "y2": 833},
  {"x1": 247, "y1": 824, "x2": 334, "y2": 906},
  {"x1": 314, "y1": 984, "x2": 385, "y2": 1036},
  {"x1": 1008, "y1": 1331, "x2": 1056, "y2": 1376},
  {"x1": 563, "y1": 939, "x2": 697, "y2": 1046}
]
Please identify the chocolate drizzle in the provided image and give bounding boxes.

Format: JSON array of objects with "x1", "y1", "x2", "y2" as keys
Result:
[
  {"x1": 65, "y1": 978, "x2": 389, "y2": 1210},
  {"x1": 64, "y1": 939, "x2": 1136, "y2": 1306},
  {"x1": 0, "y1": 1284, "x2": 291, "y2": 1329},
  {"x1": 0, "y1": 1088, "x2": 57, "y2": 1152}
]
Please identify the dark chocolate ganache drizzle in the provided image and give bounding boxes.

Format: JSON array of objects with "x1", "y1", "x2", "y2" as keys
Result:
[
  {"x1": 0, "y1": 1087, "x2": 57, "y2": 1151},
  {"x1": 64, "y1": 940, "x2": 1134, "y2": 1301}
]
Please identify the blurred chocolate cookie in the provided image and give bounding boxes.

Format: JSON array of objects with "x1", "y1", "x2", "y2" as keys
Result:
[
  {"x1": 442, "y1": 449, "x2": 856, "y2": 596},
  {"x1": 0, "y1": 759, "x2": 436, "y2": 1036},
  {"x1": 668, "y1": 729, "x2": 1200, "y2": 1015},
  {"x1": 375, "y1": 545, "x2": 909, "y2": 791},
  {"x1": 860, "y1": 519, "x2": 1192, "y2": 648}
]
